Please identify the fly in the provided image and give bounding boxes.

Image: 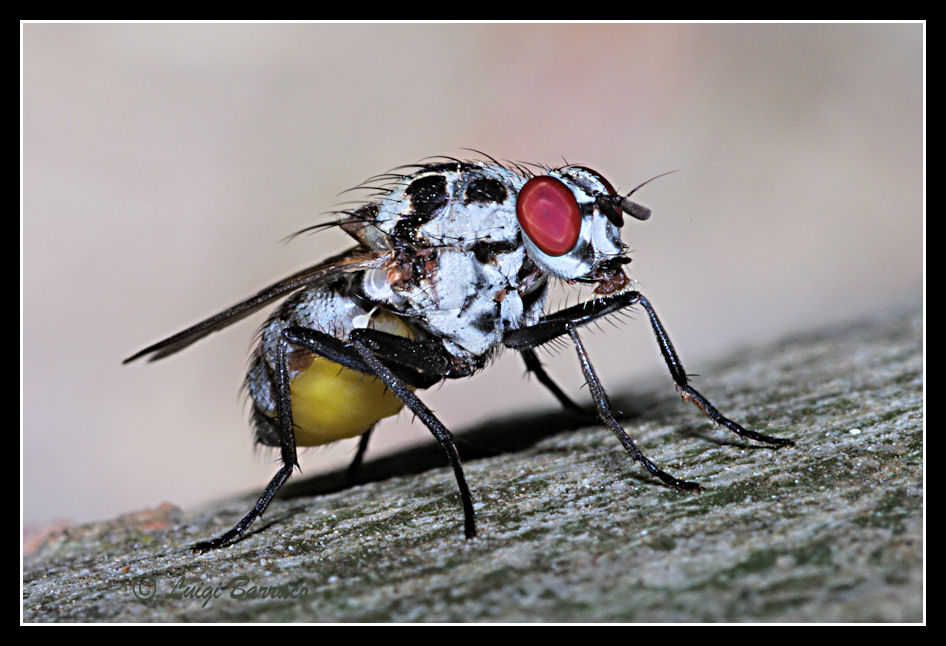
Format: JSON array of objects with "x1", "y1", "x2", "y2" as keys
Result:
[{"x1": 124, "y1": 154, "x2": 794, "y2": 553}]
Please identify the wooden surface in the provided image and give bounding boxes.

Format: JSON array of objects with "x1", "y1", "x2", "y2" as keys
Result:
[{"x1": 23, "y1": 303, "x2": 923, "y2": 623}]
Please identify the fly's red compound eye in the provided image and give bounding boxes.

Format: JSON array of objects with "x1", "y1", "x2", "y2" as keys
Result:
[{"x1": 516, "y1": 176, "x2": 581, "y2": 257}]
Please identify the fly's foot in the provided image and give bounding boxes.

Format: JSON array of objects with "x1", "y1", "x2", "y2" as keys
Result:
[{"x1": 192, "y1": 537, "x2": 230, "y2": 554}]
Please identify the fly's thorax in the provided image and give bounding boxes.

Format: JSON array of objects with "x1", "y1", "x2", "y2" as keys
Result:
[
  {"x1": 367, "y1": 161, "x2": 525, "y2": 251},
  {"x1": 360, "y1": 241, "x2": 546, "y2": 362}
]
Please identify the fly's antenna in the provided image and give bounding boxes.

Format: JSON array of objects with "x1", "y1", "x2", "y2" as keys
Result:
[{"x1": 617, "y1": 170, "x2": 680, "y2": 222}]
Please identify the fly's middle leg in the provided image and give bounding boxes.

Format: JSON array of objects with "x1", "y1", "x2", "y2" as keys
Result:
[
  {"x1": 520, "y1": 348, "x2": 583, "y2": 412},
  {"x1": 347, "y1": 427, "x2": 374, "y2": 478},
  {"x1": 286, "y1": 326, "x2": 477, "y2": 539}
]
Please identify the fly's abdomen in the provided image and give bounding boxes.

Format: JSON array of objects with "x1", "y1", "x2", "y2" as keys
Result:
[
  {"x1": 247, "y1": 285, "x2": 414, "y2": 448},
  {"x1": 287, "y1": 309, "x2": 412, "y2": 446}
]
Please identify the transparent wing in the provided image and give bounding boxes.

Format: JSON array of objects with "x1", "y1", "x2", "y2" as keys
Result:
[{"x1": 123, "y1": 246, "x2": 393, "y2": 363}]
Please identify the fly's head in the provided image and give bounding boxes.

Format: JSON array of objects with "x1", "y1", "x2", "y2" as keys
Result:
[{"x1": 515, "y1": 166, "x2": 653, "y2": 295}]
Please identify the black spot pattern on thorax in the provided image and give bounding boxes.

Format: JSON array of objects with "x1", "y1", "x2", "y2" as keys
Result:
[
  {"x1": 471, "y1": 239, "x2": 519, "y2": 264},
  {"x1": 464, "y1": 177, "x2": 507, "y2": 205},
  {"x1": 393, "y1": 174, "x2": 449, "y2": 241},
  {"x1": 471, "y1": 309, "x2": 498, "y2": 334}
]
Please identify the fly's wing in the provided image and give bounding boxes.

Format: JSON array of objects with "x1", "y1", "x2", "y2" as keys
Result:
[{"x1": 123, "y1": 246, "x2": 393, "y2": 363}]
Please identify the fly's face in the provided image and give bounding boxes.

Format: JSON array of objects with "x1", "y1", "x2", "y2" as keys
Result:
[{"x1": 516, "y1": 166, "x2": 652, "y2": 295}]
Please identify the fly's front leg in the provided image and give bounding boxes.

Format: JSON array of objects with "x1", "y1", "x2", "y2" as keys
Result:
[
  {"x1": 507, "y1": 291, "x2": 793, "y2": 447},
  {"x1": 505, "y1": 292, "x2": 699, "y2": 489},
  {"x1": 566, "y1": 327, "x2": 701, "y2": 490},
  {"x1": 503, "y1": 291, "x2": 640, "y2": 351},
  {"x1": 634, "y1": 294, "x2": 794, "y2": 448},
  {"x1": 192, "y1": 338, "x2": 299, "y2": 553},
  {"x1": 504, "y1": 290, "x2": 793, "y2": 491}
]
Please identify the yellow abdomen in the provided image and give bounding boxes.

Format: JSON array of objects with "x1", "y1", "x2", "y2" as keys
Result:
[{"x1": 289, "y1": 311, "x2": 413, "y2": 447}]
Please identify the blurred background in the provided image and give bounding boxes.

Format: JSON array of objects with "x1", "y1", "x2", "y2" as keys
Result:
[{"x1": 23, "y1": 23, "x2": 922, "y2": 526}]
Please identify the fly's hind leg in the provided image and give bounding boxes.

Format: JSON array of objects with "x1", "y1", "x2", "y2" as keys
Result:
[
  {"x1": 192, "y1": 338, "x2": 299, "y2": 553},
  {"x1": 193, "y1": 324, "x2": 459, "y2": 552}
]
